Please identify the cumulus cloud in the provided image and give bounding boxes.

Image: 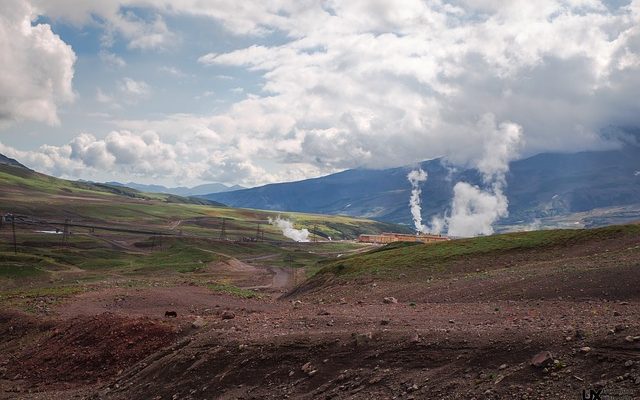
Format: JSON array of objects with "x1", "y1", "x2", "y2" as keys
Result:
[
  {"x1": 0, "y1": 0, "x2": 76, "y2": 126},
  {"x1": 0, "y1": 129, "x2": 280, "y2": 186},
  {"x1": 5, "y1": 0, "x2": 640, "y2": 187},
  {"x1": 193, "y1": 0, "x2": 640, "y2": 173}
]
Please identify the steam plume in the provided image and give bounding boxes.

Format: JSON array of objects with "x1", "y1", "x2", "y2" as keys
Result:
[
  {"x1": 268, "y1": 216, "x2": 310, "y2": 242},
  {"x1": 407, "y1": 168, "x2": 428, "y2": 233},
  {"x1": 439, "y1": 114, "x2": 523, "y2": 237}
]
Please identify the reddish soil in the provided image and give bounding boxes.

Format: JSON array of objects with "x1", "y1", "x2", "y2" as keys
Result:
[{"x1": 1, "y1": 232, "x2": 640, "y2": 399}]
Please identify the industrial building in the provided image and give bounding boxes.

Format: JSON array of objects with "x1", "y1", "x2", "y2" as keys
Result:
[{"x1": 358, "y1": 232, "x2": 449, "y2": 244}]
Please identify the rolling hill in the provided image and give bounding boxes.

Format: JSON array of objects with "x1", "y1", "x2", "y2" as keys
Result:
[
  {"x1": 0, "y1": 153, "x2": 407, "y2": 241},
  {"x1": 204, "y1": 145, "x2": 640, "y2": 229}
]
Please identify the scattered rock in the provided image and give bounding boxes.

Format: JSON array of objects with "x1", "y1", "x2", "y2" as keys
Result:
[
  {"x1": 624, "y1": 360, "x2": 634, "y2": 368},
  {"x1": 614, "y1": 324, "x2": 627, "y2": 333},
  {"x1": 579, "y1": 347, "x2": 592, "y2": 354},
  {"x1": 383, "y1": 297, "x2": 398, "y2": 304},
  {"x1": 221, "y1": 311, "x2": 235, "y2": 320},
  {"x1": 292, "y1": 300, "x2": 302, "y2": 309},
  {"x1": 191, "y1": 317, "x2": 205, "y2": 329},
  {"x1": 625, "y1": 336, "x2": 635, "y2": 343},
  {"x1": 407, "y1": 383, "x2": 419, "y2": 392},
  {"x1": 531, "y1": 351, "x2": 554, "y2": 368},
  {"x1": 353, "y1": 332, "x2": 373, "y2": 346},
  {"x1": 301, "y1": 362, "x2": 317, "y2": 377},
  {"x1": 498, "y1": 364, "x2": 507, "y2": 370}
]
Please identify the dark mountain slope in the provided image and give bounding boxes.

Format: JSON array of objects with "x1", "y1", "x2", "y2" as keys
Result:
[{"x1": 205, "y1": 146, "x2": 640, "y2": 226}]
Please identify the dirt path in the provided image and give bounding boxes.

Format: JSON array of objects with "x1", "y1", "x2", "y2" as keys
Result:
[{"x1": 168, "y1": 219, "x2": 182, "y2": 230}]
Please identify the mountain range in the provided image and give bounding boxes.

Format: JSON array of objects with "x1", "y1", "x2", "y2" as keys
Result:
[
  {"x1": 203, "y1": 145, "x2": 640, "y2": 229},
  {"x1": 106, "y1": 181, "x2": 245, "y2": 197}
]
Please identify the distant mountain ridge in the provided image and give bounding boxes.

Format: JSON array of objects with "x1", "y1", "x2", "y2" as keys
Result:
[
  {"x1": 107, "y1": 181, "x2": 245, "y2": 197},
  {"x1": 203, "y1": 145, "x2": 640, "y2": 229}
]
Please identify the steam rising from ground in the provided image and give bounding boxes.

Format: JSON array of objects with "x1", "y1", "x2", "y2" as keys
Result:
[
  {"x1": 407, "y1": 168, "x2": 428, "y2": 234},
  {"x1": 417, "y1": 114, "x2": 523, "y2": 238},
  {"x1": 268, "y1": 216, "x2": 309, "y2": 242}
]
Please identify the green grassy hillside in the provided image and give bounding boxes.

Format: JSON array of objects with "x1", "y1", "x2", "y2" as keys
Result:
[{"x1": 315, "y1": 224, "x2": 640, "y2": 279}]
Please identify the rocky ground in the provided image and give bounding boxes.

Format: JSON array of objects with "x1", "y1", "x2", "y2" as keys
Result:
[{"x1": 1, "y1": 233, "x2": 640, "y2": 399}]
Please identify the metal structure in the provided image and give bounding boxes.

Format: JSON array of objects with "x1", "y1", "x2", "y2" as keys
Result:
[
  {"x1": 219, "y1": 217, "x2": 227, "y2": 240},
  {"x1": 358, "y1": 232, "x2": 449, "y2": 244}
]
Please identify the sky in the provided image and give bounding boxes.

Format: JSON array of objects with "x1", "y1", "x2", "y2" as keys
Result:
[{"x1": 0, "y1": 0, "x2": 639, "y2": 188}]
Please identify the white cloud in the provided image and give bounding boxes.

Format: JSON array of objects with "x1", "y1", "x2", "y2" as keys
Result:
[
  {"x1": 0, "y1": 129, "x2": 282, "y2": 186},
  {"x1": 0, "y1": 0, "x2": 76, "y2": 127},
  {"x1": 99, "y1": 50, "x2": 126, "y2": 68},
  {"x1": 118, "y1": 77, "x2": 150, "y2": 102},
  {"x1": 158, "y1": 66, "x2": 186, "y2": 77}
]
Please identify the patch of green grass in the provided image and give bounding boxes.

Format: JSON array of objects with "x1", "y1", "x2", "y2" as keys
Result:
[
  {"x1": 207, "y1": 283, "x2": 260, "y2": 299},
  {"x1": 317, "y1": 224, "x2": 640, "y2": 278},
  {"x1": 0, "y1": 284, "x2": 87, "y2": 313},
  {"x1": 1, "y1": 285, "x2": 85, "y2": 299},
  {"x1": 0, "y1": 259, "x2": 44, "y2": 278}
]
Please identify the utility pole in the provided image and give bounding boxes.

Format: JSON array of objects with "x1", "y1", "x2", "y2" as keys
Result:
[
  {"x1": 255, "y1": 223, "x2": 261, "y2": 242},
  {"x1": 11, "y1": 215, "x2": 17, "y2": 255},
  {"x1": 219, "y1": 217, "x2": 226, "y2": 240},
  {"x1": 313, "y1": 224, "x2": 318, "y2": 243},
  {"x1": 61, "y1": 219, "x2": 70, "y2": 248},
  {"x1": 284, "y1": 253, "x2": 295, "y2": 287}
]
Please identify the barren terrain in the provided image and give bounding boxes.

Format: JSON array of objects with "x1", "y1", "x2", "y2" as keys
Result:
[{"x1": 1, "y1": 224, "x2": 639, "y2": 399}]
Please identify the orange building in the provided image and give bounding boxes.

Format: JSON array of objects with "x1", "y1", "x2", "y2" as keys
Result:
[{"x1": 358, "y1": 232, "x2": 449, "y2": 244}]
